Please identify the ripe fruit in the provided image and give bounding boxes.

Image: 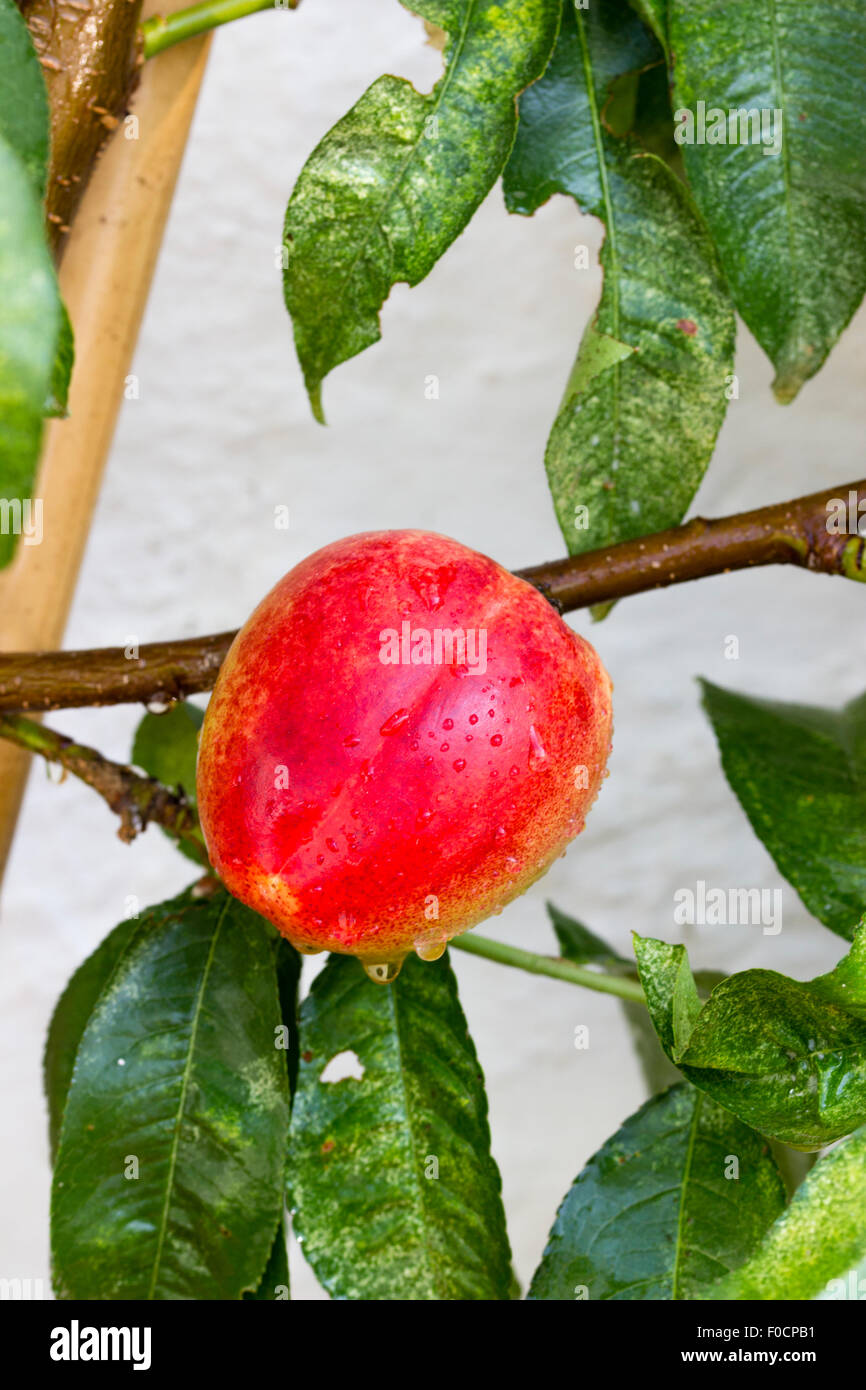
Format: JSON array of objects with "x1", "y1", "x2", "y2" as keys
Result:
[{"x1": 197, "y1": 531, "x2": 612, "y2": 980}]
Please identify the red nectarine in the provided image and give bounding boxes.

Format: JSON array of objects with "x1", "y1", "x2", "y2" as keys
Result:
[{"x1": 196, "y1": 531, "x2": 612, "y2": 979}]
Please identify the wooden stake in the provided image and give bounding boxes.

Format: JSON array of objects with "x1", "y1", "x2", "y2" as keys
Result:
[{"x1": 0, "y1": 17, "x2": 212, "y2": 887}]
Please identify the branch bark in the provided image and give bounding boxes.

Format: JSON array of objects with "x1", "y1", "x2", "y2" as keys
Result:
[
  {"x1": 0, "y1": 480, "x2": 863, "y2": 713},
  {"x1": 22, "y1": 0, "x2": 145, "y2": 257},
  {"x1": 0, "y1": 713, "x2": 208, "y2": 860}
]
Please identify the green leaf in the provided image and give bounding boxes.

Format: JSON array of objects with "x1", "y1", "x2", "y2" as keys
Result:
[
  {"x1": 503, "y1": 0, "x2": 735, "y2": 561},
  {"x1": 701, "y1": 679, "x2": 866, "y2": 941},
  {"x1": 634, "y1": 925, "x2": 866, "y2": 1149},
  {"x1": 43, "y1": 302, "x2": 74, "y2": 418},
  {"x1": 547, "y1": 900, "x2": 632, "y2": 968},
  {"x1": 0, "y1": 0, "x2": 51, "y2": 197},
  {"x1": 243, "y1": 1214, "x2": 290, "y2": 1301},
  {"x1": 668, "y1": 0, "x2": 866, "y2": 402},
  {"x1": 627, "y1": 0, "x2": 666, "y2": 49},
  {"x1": 132, "y1": 701, "x2": 204, "y2": 865},
  {"x1": 44, "y1": 916, "x2": 140, "y2": 1164},
  {"x1": 712, "y1": 1126, "x2": 866, "y2": 1300},
  {"x1": 288, "y1": 950, "x2": 511, "y2": 1300},
  {"x1": 282, "y1": 0, "x2": 559, "y2": 420},
  {"x1": 51, "y1": 888, "x2": 290, "y2": 1300},
  {"x1": 529, "y1": 1081, "x2": 785, "y2": 1300},
  {"x1": 0, "y1": 131, "x2": 61, "y2": 569}
]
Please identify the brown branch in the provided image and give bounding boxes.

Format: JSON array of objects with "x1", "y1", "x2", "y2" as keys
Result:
[
  {"x1": 0, "y1": 713, "x2": 208, "y2": 861},
  {"x1": 22, "y1": 0, "x2": 145, "y2": 258},
  {"x1": 1, "y1": 480, "x2": 864, "y2": 714}
]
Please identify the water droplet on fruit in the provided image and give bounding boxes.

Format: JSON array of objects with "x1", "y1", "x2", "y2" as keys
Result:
[
  {"x1": 528, "y1": 725, "x2": 548, "y2": 770},
  {"x1": 423, "y1": 755, "x2": 434, "y2": 766},
  {"x1": 469, "y1": 714, "x2": 479, "y2": 725},
  {"x1": 414, "y1": 938, "x2": 447, "y2": 962},
  {"x1": 316, "y1": 854, "x2": 325, "y2": 865},
  {"x1": 509, "y1": 765, "x2": 519, "y2": 778},
  {"x1": 440, "y1": 742, "x2": 449, "y2": 752},
  {"x1": 494, "y1": 825, "x2": 506, "y2": 840},
  {"x1": 442, "y1": 718, "x2": 454, "y2": 731},
  {"x1": 326, "y1": 837, "x2": 339, "y2": 853},
  {"x1": 380, "y1": 708, "x2": 410, "y2": 736},
  {"x1": 453, "y1": 758, "x2": 466, "y2": 772},
  {"x1": 343, "y1": 735, "x2": 360, "y2": 748},
  {"x1": 364, "y1": 960, "x2": 402, "y2": 984},
  {"x1": 490, "y1": 733, "x2": 503, "y2": 747}
]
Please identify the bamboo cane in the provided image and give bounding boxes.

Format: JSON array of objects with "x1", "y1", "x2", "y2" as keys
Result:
[{"x1": 0, "y1": 15, "x2": 212, "y2": 888}]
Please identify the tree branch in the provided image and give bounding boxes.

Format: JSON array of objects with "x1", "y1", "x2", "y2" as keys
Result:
[
  {"x1": 23, "y1": 0, "x2": 145, "y2": 258},
  {"x1": 0, "y1": 713, "x2": 208, "y2": 862},
  {"x1": 0, "y1": 480, "x2": 863, "y2": 713}
]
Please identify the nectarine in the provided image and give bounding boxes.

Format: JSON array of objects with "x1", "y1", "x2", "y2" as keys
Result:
[{"x1": 196, "y1": 531, "x2": 612, "y2": 979}]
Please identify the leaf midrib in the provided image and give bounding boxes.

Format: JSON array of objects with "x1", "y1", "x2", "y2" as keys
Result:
[
  {"x1": 146, "y1": 895, "x2": 230, "y2": 1299},
  {"x1": 386, "y1": 979, "x2": 442, "y2": 1298},
  {"x1": 671, "y1": 1090, "x2": 702, "y2": 1300},
  {"x1": 310, "y1": 0, "x2": 478, "y2": 334},
  {"x1": 574, "y1": 6, "x2": 623, "y2": 542}
]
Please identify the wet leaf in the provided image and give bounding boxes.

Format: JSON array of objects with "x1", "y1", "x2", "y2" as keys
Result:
[
  {"x1": 288, "y1": 950, "x2": 511, "y2": 1299},
  {"x1": 51, "y1": 889, "x2": 289, "y2": 1299},
  {"x1": 701, "y1": 680, "x2": 866, "y2": 941},
  {"x1": 132, "y1": 701, "x2": 204, "y2": 865},
  {"x1": 529, "y1": 1082, "x2": 785, "y2": 1299},
  {"x1": 503, "y1": 0, "x2": 734, "y2": 561},
  {"x1": 634, "y1": 925, "x2": 866, "y2": 1149},
  {"x1": 44, "y1": 916, "x2": 139, "y2": 1163},
  {"x1": 668, "y1": 0, "x2": 866, "y2": 401},
  {"x1": 282, "y1": 0, "x2": 559, "y2": 420},
  {"x1": 712, "y1": 1126, "x2": 866, "y2": 1300}
]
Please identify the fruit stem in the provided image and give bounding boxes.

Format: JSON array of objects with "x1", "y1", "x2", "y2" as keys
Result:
[
  {"x1": 451, "y1": 932, "x2": 646, "y2": 1004},
  {"x1": 141, "y1": 0, "x2": 297, "y2": 59}
]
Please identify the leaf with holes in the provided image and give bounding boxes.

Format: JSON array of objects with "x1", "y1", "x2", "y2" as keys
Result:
[
  {"x1": 503, "y1": 0, "x2": 734, "y2": 562},
  {"x1": 712, "y1": 1125, "x2": 866, "y2": 1300},
  {"x1": 288, "y1": 950, "x2": 511, "y2": 1299},
  {"x1": 701, "y1": 679, "x2": 866, "y2": 941},
  {"x1": 282, "y1": 0, "x2": 559, "y2": 420},
  {"x1": 529, "y1": 1081, "x2": 785, "y2": 1300},
  {"x1": 667, "y1": 0, "x2": 866, "y2": 401},
  {"x1": 634, "y1": 925, "x2": 866, "y2": 1149},
  {"x1": 51, "y1": 888, "x2": 289, "y2": 1299}
]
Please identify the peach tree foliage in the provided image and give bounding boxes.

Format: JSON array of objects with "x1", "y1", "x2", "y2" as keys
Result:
[{"x1": 2, "y1": 0, "x2": 866, "y2": 1300}]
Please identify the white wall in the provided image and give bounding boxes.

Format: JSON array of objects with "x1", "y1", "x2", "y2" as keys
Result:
[{"x1": 1, "y1": 0, "x2": 864, "y2": 1299}]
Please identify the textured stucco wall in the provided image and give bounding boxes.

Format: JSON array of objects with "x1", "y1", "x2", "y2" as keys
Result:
[{"x1": 1, "y1": 0, "x2": 864, "y2": 1299}]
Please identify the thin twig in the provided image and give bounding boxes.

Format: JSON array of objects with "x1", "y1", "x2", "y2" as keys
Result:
[{"x1": 0, "y1": 714, "x2": 208, "y2": 863}]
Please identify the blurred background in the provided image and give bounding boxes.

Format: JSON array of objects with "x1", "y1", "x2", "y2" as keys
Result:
[{"x1": 1, "y1": 0, "x2": 864, "y2": 1297}]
